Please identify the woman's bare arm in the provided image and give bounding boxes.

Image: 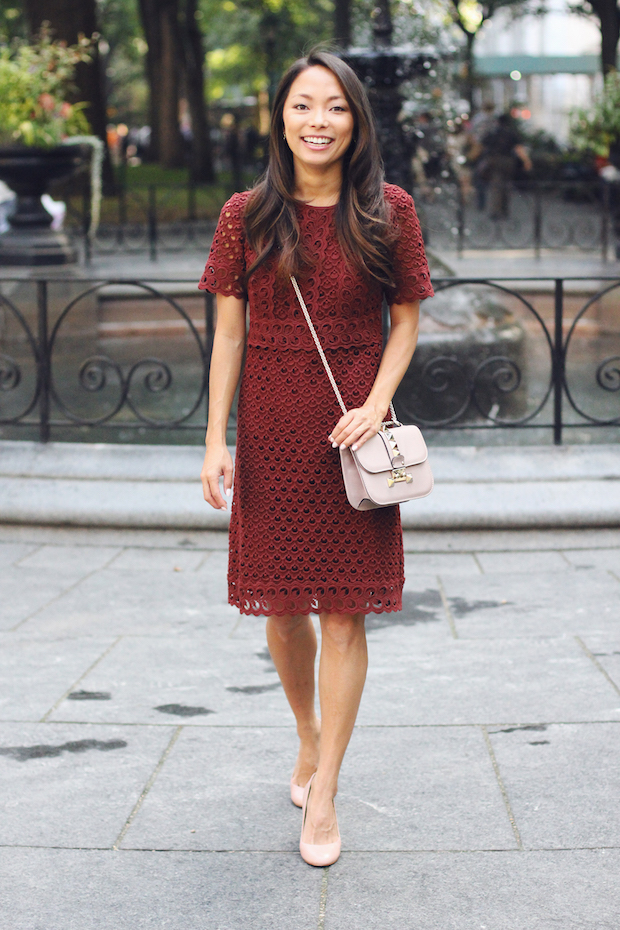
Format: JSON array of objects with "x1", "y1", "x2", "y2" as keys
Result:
[
  {"x1": 329, "y1": 299, "x2": 420, "y2": 450},
  {"x1": 201, "y1": 293, "x2": 246, "y2": 510}
]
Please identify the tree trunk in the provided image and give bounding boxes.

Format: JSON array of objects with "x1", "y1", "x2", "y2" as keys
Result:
[
  {"x1": 138, "y1": 0, "x2": 162, "y2": 162},
  {"x1": 334, "y1": 0, "x2": 351, "y2": 48},
  {"x1": 138, "y1": 0, "x2": 184, "y2": 168},
  {"x1": 597, "y1": 0, "x2": 620, "y2": 72},
  {"x1": 158, "y1": 0, "x2": 185, "y2": 168},
  {"x1": 24, "y1": 0, "x2": 114, "y2": 188},
  {"x1": 180, "y1": 0, "x2": 214, "y2": 183}
]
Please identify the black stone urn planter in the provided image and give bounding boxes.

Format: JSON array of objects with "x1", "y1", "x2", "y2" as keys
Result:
[{"x1": 0, "y1": 144, "x2": 87, "y2": 265}]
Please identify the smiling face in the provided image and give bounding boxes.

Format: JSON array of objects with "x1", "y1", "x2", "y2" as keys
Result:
[{"x1": 282, "y1": 65, "x2": 355, "y2": 176}]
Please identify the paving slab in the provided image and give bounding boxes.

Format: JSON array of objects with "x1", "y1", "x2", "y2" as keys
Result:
[
  {"x1": 404, "y1": 552, "x2": 481, "y2": 576},
  {"x1": 439, "y1": 569, "x2": 620, "y2": 639},
  {"x1": 562, "y1": 548, "x2": 620, "y2": 573},
  {"x1": 0, "y1": 634, "x2": 117, "y2": 721},
  {"x1": 120, "y1": 726, "x2": 303, "y2": 851},
  {"x1": 487, "y1": 722, "x2": 620, "y2": 849},
  {"x1": 0, "y1": 722, "x2": 175, "y2": 847},
  {"x1": 406, "y1": 527, "x2": 620, "y2": 552},
  {"x1": 16, "y1": 558, "x2": 234, "y2": 637},
  {"x1": 337, "y1": 726, "x2": 516, "y2": 851},
  {"x1": 359, "y1": 635, "x2": 620, "y2": 725},
  {"x1": 48, "y1": 633, "x2": 294, "y2": 727},
  {"x1": 0, "y1": 847, "x2": 322, "y2": 930},
  {"x1": 0, "y1": 523, "x2": 230, "y2": 550},
  {"x1": 475, "y1": 549, "x2": 570, "y2": 574},
  {"x1": 366, "y1": 578, "x2": 454, "y2": 642},
  {"x1": 2, "y1": 521, "x2": 620, "y2": 553},
  {"x1": 15, "y1": 544, "x2": 121, "y2": 575},
  {"x1": 324, "y1": 849, "x2": 620, "y2": 930},
  {"x1": 0, "y1": 541, "x2": 38, "y2": 567},
  {"x1": 581, "y1": 634, "x2": 620, "y2": 693},
  {"x1": 106, "y1": 546, "x2": 209, "y2": 572},
  {"x1": 0, "y1": 568, "x2": 90, "y2": 632},
  {"x1": 124, "y1": 725, "x2": 516, "y2": 855}
]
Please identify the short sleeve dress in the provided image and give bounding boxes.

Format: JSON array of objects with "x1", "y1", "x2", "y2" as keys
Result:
[{"x1": 199, "y1": 183, "x2": 433, "y2": 617}]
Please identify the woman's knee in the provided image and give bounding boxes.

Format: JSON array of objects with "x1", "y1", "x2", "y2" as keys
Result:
[
  {"x1": 320, "y1": 612, "x2": 365, "y2": 651},
  {"x1": 267, "y1": 613, "x2": 311, "y2": 642}
]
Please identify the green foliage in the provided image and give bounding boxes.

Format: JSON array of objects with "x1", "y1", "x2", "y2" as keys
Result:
[
  {"x1": 0, "y1": 27, "x2": 92, "y2": 147},
  {"x1": 571, "y1": 71, "x2": 620, "y2": 155},
  {"x1": 202, "y1": 0, "x2": 333, "y2": 102},
  {"x1": 97, "y1": 0, "x2": 149, "y2": 124},
  {"x1": 0, "y1": 1, "x2": 27, "y2": 40}
]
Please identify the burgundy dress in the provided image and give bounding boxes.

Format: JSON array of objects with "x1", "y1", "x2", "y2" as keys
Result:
[{"x1": 199, "y1": 183, "x2": 433, "y2": 617}]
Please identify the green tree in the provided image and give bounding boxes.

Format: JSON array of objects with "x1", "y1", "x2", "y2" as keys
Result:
[
  {"x1": 0, "y1": 2, "x2": 28, "y2": 39},
  {"x1": 138, "y1": 0, "x2": 184, "y2": 167},
  {"x1": 180, "y1": 0, "x2": 214, "y2": 182},
  {"x1": 202, "y1": 0, "x2": 332, "y2": 106},
  {"x1": 97, "y1": 0, "x2": 149, "y2": 127},
  {"x1": 137, "y1": 0, "x2": 214, "y2": 175}
]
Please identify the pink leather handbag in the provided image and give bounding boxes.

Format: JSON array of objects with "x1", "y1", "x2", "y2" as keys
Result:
[{"x1": 291, "y1": 276, "x2": 434, "y2": 511}]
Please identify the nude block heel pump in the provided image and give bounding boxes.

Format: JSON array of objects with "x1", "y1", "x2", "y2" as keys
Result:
[{"x1": 290, "y1": 776, "x2": 305, "y2": 808}]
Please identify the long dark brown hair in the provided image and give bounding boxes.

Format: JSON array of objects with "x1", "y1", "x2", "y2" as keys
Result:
[{"x1": 244, "y1": 49, "x2": 397, "y2": 287}]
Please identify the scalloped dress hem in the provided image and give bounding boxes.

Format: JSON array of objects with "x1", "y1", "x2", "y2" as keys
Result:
[{"x1": 229, "y1": 589, "x2": 404, "y2": 618}]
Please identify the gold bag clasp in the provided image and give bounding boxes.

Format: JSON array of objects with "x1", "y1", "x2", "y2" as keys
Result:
[{"x1": 387, "y1": 467, "x2": 413, "y2": 487}]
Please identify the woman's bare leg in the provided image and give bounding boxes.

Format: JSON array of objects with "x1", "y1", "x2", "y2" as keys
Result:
[
  {"x1": 302, "y1": 611, "x2": 367, "y2": 845},
  {"x1": 266, "y1": 614, "x2": 321, "y2": 787}
]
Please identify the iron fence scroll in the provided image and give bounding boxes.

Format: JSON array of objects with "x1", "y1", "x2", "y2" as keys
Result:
[
  {"x1": 0, "y1": 275, "x2": 619, "y2": 445},
  {"x1": 0, "y1": 277, "x2": 215, "y2": 443}
]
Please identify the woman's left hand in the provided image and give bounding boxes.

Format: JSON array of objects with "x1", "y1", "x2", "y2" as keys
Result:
[{"x1": 328, "y1": 404, "x2": 384, "y2": 452}]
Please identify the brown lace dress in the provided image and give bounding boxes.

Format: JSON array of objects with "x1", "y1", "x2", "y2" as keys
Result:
[{"x1": 199, "y1": 183, "x2": 433, "y2": 617}]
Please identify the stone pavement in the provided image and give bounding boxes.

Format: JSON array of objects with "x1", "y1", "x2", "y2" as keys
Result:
[{"x1": 1, "y1": 521, "x2": 619, "y2": 929}]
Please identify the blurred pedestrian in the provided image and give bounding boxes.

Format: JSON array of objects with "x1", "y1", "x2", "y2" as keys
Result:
[
  {"x1": 470, "y1": 101, "x2": 496, "y2": 210},
  {"x1": 446, "y1": 121, "x2": 476, "y2": 203},
  {"x1": 481, "y1": 113, "x2": 532, "y2": 220},
  {"x1": 411, "y1": 111, "x2": 444, "y2": 201}
]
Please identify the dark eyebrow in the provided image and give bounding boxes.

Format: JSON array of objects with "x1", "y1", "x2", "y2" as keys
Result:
[{"x1": 290, "y1": 93, "x2": 346, "y2": 102}]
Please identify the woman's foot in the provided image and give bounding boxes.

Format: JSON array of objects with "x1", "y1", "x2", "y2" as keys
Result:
[
  {"x1": 300, "y1": 775, "x2": 340, "y2": 846},
  {"x1": 300, "y1": 774, "x2": 341, "y2": 866},
  {"x1": 290, "y1": 719, "x2": 320, "y2": 805}
]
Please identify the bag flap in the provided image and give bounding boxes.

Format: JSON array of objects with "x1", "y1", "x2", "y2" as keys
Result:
[{"x1": 353, "y1": 425, "x2": 428, "y2": 474}]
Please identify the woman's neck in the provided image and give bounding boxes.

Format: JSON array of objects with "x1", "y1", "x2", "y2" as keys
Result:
[{"x1": 293, "y1": 160, "x2": 343, "y2": 206}]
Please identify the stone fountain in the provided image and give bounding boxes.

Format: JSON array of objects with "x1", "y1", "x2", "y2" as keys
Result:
[
  {"x1": 343, "y1": 13, "x2": 527, "y2": 429},
  {"x1": 342, "y1": 0, "x2": 436, "y2": 191}
]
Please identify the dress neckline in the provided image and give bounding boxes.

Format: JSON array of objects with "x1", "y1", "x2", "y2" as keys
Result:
[{"x1": 294, "y1": 200, "x2": 337, "y2": 210}]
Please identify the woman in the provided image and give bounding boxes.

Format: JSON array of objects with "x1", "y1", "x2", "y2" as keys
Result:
[{"x1": 199, "y1": 49, "x2": 433, "y2": 867}]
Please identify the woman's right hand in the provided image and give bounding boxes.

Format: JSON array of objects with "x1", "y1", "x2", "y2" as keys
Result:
[{"x1": 201, "y1": 443, "x2": 234, "y2": 511}]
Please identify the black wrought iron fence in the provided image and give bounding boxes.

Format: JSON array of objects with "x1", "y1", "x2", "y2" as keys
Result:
[
  {"x1": 59, "y1": 180, "x2": 620, "y2": 262},
  {"x1": 62, "y1": 182, "x2": 218, "y2": 262},
  {"x1": 0, "y1": 275, "x2": 619, "y2": 446},
  {"x1": 416, "y1": 181, "x2": 619, "y2": 260}
]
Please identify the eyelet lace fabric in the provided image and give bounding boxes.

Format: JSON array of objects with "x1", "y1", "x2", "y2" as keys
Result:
[{"x1": 199, "y1": 184, "x2": 433, "y2": 617}]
